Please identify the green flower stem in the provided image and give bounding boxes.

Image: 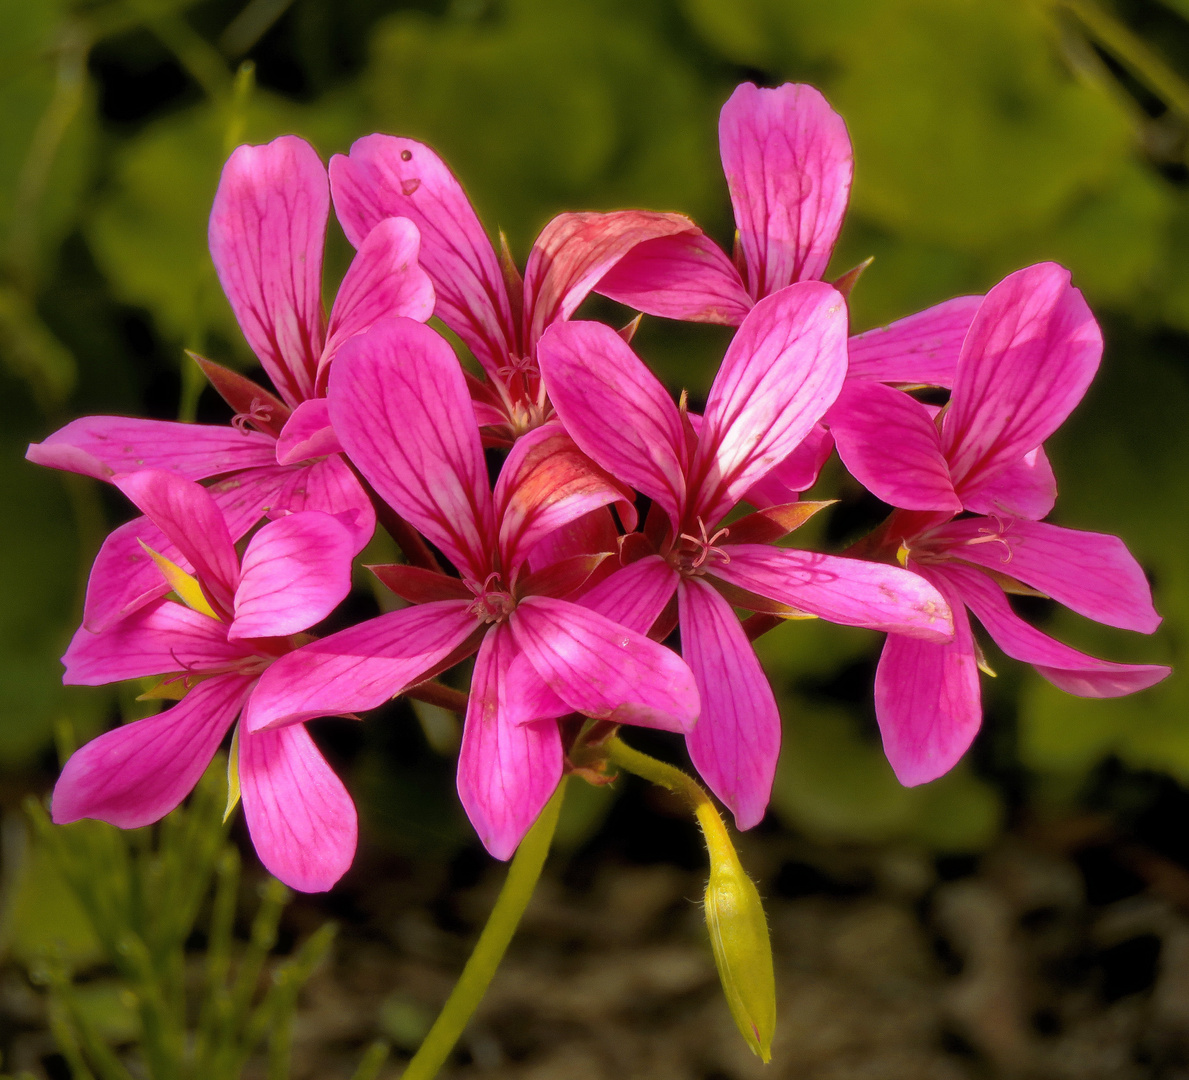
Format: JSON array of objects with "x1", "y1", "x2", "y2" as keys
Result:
[{"x1": 401, "y1": 779, "x2": 567, "y2": 1080}]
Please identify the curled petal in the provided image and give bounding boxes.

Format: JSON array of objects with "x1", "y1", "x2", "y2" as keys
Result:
[
  {"x1": 744, "y1": 423, "x2": 835, "y2": 507},
  {"x1": 957, "y1": 446, "x2": 1056, "y2": 521},
  {"x1": 847, "y1": 295, "x2": 981, "y2": 387},
  {"x1": 275, "y1": 399, "x2": 344, "y2": 466},
  {"x1": 269, "y1": 455, "x2": 376, "y2": 555}
]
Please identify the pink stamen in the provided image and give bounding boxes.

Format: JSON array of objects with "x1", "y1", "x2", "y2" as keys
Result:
[
  {"x1": 677, "y1": 519, "x2": 731, "y2": 574},
  {"x1": 465, "y1": 572, "x2": 517, "y2": 624},
  {"x1": 965, "y1": 514, "x2": 1014, "y2": 563},
  {"x1": 231, "y1": 398, "x2": 273, "y2": 434}
]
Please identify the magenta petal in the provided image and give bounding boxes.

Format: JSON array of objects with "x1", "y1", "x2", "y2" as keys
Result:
[
  {"x1": 679, "y1": 578, "x2": 779, "y2": 830},
  {"x1": 242, "y1": 600, "x2": 478, "y2": 731},
  {"x1": 873, "y1": 568, "x2": 981, "y2": 786},
  {"x1": 63, "y1": 599, "x2": 242, "y2": 685},
  {"x1": 230, "y1": 513, "x2": 353, "y2": 640},
  {"x1": 744, "y1": 423, "x2": 834, "y2": 506},
  {"x1": 114, "y1": 470, "x2": 240, "y2": 611},
  {"x1": 931, "y1": 517, "x2": 1162, "y2": 634},
  {"x1": 594, "y1": 232, "x2": 753, "y2": 325},
  {"x1": 321, "y1": 216, "x2": 435, "y2": 375},
  {"x1": 209, "y1": 136, "x2": 328, "y2": 406},
  {"x1": 716, "y1": 545, "x2": 954, "y2": 641},
  {"x1": 26, "y1": 416, "x2": 276, "y2": 481},
  {"x1": 579, "y1": 555, "x2": 680, "y2": 636},
  {"x1": 457, "y1": 624, "x2": 563, "y2": 860},
  {"x1": 239, "y1": 722, "x2": 358, "y2": 892},
  {"x1": 525, "y1": 505, "x2": 620, "y2": 578},
  {"x1": 511, "y1": 596, "x2": 698, "y2": 732},
  {"x1": 329, "y1": 317, "x2": 494, "y2": 580},
  {"x1": 538, "y1": 320, "x2": 687, "y2": 523},
  {"x1": 948, "y1": 564, "x2": 1170, "y2": 698},
  {"x1": 691, "y1": 282, "x2": 848, "y2": 525},
  {"x1": 275, "y1": 399, "x2": 343, "y2": 466},
  {"x1": 329, "y1": 136, "x2": 515, "y2": 378},
  {"x1": 958, "y1": 446, "x2": 1056, "y2": 521},
  {"x1": 52, "y1": 675, "x2": 251, "y2": 827},
  {"x1": 503, "y1": 651, "x2": 571, "y2": 725},
  {"x1": 826, "y1": 381, "x2": 961, "y2": 512},
  {"x1": 942, "y1": 263, "x2": 1102, "y2": 498},
  {"x1": 847, "y1": 295, "x2": 982, "y2": 387},
  {"x1": 269, "y1": 455, "x2": 376, "y2": 555},
  {"x1": 720, "y1": 82, "x2": 853, "y2": 295}
]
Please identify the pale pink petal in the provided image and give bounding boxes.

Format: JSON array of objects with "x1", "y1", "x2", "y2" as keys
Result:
[
  {"x1": 959, "y1": 446, "x2": 1056, "y2": 520},
  {"x1": 51, "y1": 675, "x2": 252, "y2": 827},
  {"x1": 269, "y1": 455, "x2": 376, "y2": 555},
  {"x1": 720, "y1": 82, "x2": 853, "y2": 296},
  {"x1": 521, "y1": 211, "x2": 702, "y2": 349},
  {"x1": 494, "y1": 424, "x2": 634, "y2": 574},
  {"x1": 873, "y1": 567, "x2": 981, "y2": 786},
  {"x1": 715, "y1": 545, "x2": 954, "y2": 641},
  {"x1": 63, "y1": 598, "x2": 243, "y2": 685},
  {"x1": 320, "y1": 216, "x2": 435, "y2": 377},
  {"x1": 239, "y1": 722, "x2": 358, "y2": 892},
  {"x1": 744, "y1": 423, "x2": 835, "y2": 506},
  {"x1": 114, "y1": 470, "x2": 240, "y2": 612},
  {"x1": 578, "y1": 555, "x2": 679, "y2": 636},
  {"x1": 537, "y1": 320, "x2": 687, "y2": 523},
  {"x1": 691, "y1": 282, "x2": 848, "y2": 524},
  {"x1": 26, "y1": 416, "x2": 276, "y2": 481},
  {"x1": 275, "y1": 399, "x2": 343, "y2": 466},
  {"x1": 209, "y1": 136, "x2": 328, "y2": 406},
  {"x1": 948, "y1": 564, "x2": 1170, "y2": 698},
  {"x1": 242, "y1": 601, "x2": 479, "y2": 732},
  {"x1": 456, "y1": 624, "x2": 563, "y2": 860},
  {"x1": 594, "y1": 232, "x2": 753, "y2": 325},
  {"x1": 929, "y1": 517, "x2": 1162, "y2": 634},
  {"x1": 942, "y1": 263, "x2": 1102, "y2": 497},
  {"x1": 328, "y1": 318, "x2": 494, "y2": 580},
  {"x1": 847, "y1": 296, "x2": 982, "y2": 387},
  {"x1": 511, "y1": 596, "x2": 698, "y2": 732},
  {"x1": 679, "y1": 578, "x2": 779, "y2": 830},
  {"x1": 826, "y1": 381, "x2": 961, "y2": 511},
  {"x1": 329, "y1": 136, "x2": 516, "y2": 377},
  {"x1": 230, "y1": 513, "x2": 354, "y2": 640}
]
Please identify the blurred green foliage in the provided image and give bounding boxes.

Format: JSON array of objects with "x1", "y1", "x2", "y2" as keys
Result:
[{"x1": 2, "y1": 0, "x2": 1186, "y2": 850}]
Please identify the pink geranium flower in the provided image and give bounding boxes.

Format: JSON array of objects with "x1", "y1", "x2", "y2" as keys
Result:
[
  {"x1": 537, "y1": 282, "x2": 955, "y2": 829},
  {"x1": 328, "y1": 135, "x2": 702, "y2": 443},
  {"x1": 55, "y1": 469, "x2": 358, "y2": 893},
  {"x1": 27, "y1": 134, "x2": 433, "y2": 632},
  {"x1": 826, "y1": 262, "x2": 1171, "y2": 784},
  {"x1": 242, "y1": 317, "x2": 700, "y2": 860}
]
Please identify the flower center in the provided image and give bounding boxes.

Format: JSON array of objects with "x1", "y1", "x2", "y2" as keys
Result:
[
  {"x1": 465, "y1": 572, "x2": 517, "y2": 624},
  {"x1": 673, "y1": 519, "x2": 730, "y2": 577}
]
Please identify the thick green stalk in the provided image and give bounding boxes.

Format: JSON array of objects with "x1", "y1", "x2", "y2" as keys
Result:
[{"x1": 400, "y1": 780, "x2": 567, "y2": 1080}]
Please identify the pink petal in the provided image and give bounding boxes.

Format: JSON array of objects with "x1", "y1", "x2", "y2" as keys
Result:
[
  {"x1": 847, "y1": 295, "x2": 982, "y2": 387},
  {"x1": 958, "y1": 446, "x2": 1056, "y2": 520},
  {"x1": 691, "y1": 282, "x2": 849, "y2": 524},
  {"x1": 494, "y1": 424, "x2": 634, "y2": 574},
  {"x1": 511, "y1": 596, "x2": 698, "y2": 732},
  {"x1": 320, "y1": 216, "x2": 435, "y2": 378},
  {"x1": 209, "y1": 136, "x2": 328, "y2": 406},
  {"x1": 521, "y1": 210, "x2": 702, "y2": 349},
  {"x1": 242, "y1": 600, "x2": 479, "y2": 732},
  {"x1": 456, "y1": 624, "x2": 563, "y2": 860},
  {"x1": 26, "y1": 416, "x2": 276, "y2": 482},
  {"x1": 948, "y1": 563, "x2": 1170, "y2": 698},
  {"x1": 329, "y1": 136, "x2": 516, "y2": 378},
  {"x1": 328, "y1": 317, "x2": 494, "y2": 581},
  {"x1": 826, "y1": 381, "x2": 961, "y2": 512},
  {"x1": 942, "y1": 263, "x2": 1102, "y2": 500},
  {"x1": 744, "y1": 423, "x2": 835, "y2": 506},
  {"x1": 578, "y1": 554, "x2": 679, "y2": 636},
  {"x1": 679, "y1": 578, "x2": 780, "y2": 830},
  {"x1": 52, "y1": 674, "x2": 252, "y2": 827},
  {"x1": 230, "y1": 513, "x2": 354, "y2": 640},
  {"x1": 63, "y1": 598, "x2": 243, "y2": 685},
  {"x1": 239, "y1": 721, "x2": 358, "y2": 892},
  {"x1": 715, "y1": 545, "x2": 954, "y2": 641},
  {"x1": 873, "y1": 567, "x2": 981, "y2": 786},
  {"x1": 269, "y1": 455, "x2": 376, "y2": 555},
  {"x1": 114, "y1": 470, "x2": 240, "y2": 613},
  {"x1": 594, "y1": 232, "x2": 753, "y2": 325},
  {"x1": 537, "y1": 320, "x2": 687, "y2": 523},
  {"x1": 525, "y1": 505, "x2": 620, "y2": 579},
  {"x1": 275, "y1": 399, "x2": 344, "y2": 466},
  {"x1": 929, "y1": 517, "x2": 1162, "y2": 634},
  {"x1": 720, "y1": 82, "x2": 853, "y2": 296}
]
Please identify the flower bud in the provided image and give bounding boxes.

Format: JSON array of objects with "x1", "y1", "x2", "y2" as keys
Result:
[{"x1": 703, "y1": 846, "x2": 776, "y2": 1061}]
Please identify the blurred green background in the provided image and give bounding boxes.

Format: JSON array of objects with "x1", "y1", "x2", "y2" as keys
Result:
[{"x1": 1, "y1": 0, "x2": 1185, "y2": 858}]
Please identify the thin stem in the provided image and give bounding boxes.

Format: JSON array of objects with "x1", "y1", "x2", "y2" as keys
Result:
[
  {"x1": 401, "y1": 780, "x2": 566, "y2": 1080},
  {"x1": 406, "y1": 681, "x2": 468, "y2": 714}
]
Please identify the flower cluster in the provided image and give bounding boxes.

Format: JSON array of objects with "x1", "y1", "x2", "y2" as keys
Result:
[{"x1": 28, "y1": 83, "x2": 1170, "y2": 892}]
